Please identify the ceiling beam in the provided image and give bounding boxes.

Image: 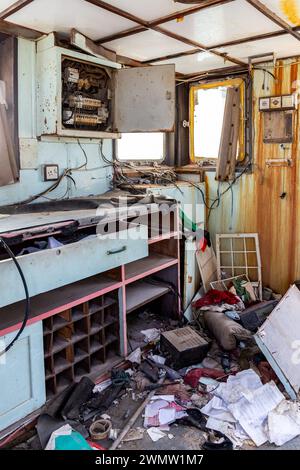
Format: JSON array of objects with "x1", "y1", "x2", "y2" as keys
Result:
[
  {"x1": 70, "y1": 29, "x2": 145, "y2": 67},
  {"x1": 84, "y1": 0, "x2": 245, "y2": 67},
  {"x1": 96, "y1": 0, "x2": 233, "y2": 44},
  {"x1": 143, "y1": 25, "x2": 300, "y2": 65},
  {"x1": 0, "y1": 0, "x2": 35, "y2": 20},
  {"x1": 150, "y1": 0, "x2": 234, "y2": 26},
  {"x1": 0, "y1": 19, "x2": 42, "y2": 39},
  {"x1": 245, "y1": 0, "x2": 300, "y2": 41}
]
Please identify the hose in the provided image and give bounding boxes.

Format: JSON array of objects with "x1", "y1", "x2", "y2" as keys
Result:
[{"x1": 0, "y1": 237, "x2": 30, "y2": 356}]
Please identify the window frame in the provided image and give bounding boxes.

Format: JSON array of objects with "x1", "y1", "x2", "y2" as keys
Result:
[
  {"x1": 189, "y1": 78, "x2": 246, "y2": 163},
  {"x1": 115, "y1": 132, "x2": 167, "y2": 164}
]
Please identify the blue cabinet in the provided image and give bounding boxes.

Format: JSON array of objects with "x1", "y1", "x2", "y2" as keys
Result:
[{"x1": 0, "y1": 322, "x2": 46, "y2": 432}]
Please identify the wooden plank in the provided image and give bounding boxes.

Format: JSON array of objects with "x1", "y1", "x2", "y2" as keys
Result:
[
  {"x1": 216, "y1": 86, "x2": 241, "y2": 181},
  {"x1": 196, "y1": 245, "x2": 218, "y2": 293},
  {"x1": 0, "y1": 19, "x2": 42, "y2": 39},
  {"x1": 246, "y1": 0, "x2": 300, "y2": 41},
  {"x1": 0, "y1": 274, "x2": 121, "y2": 336},
  {"x1": 125, "y1": 253, "x2": 178, "y2": 282},
  {"x1": 0, "y1": 0, "x2": 35, "y2": 20},
  {"x1": 126, "y1": 281, "x2": 170, "y2": 313}
]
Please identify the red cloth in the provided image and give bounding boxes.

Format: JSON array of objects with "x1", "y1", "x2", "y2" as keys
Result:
[
  {"x1": 193, "y1": 289, "x2": 240, "y2": 308},
  {"x1": 184, "y1": 368, "x2": 226, "y2": 388}
]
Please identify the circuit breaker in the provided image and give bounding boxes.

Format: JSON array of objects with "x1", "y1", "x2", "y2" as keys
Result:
[{"x1": 36, "y1": 34, "x2": 175, "y2": 139}]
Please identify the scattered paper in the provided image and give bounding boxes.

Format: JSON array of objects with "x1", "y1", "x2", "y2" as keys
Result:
[
  {"x1": 228, "y1": 381, "x2": 284, "y2": 446},
  {"x1": 159, "y1": 408, "x2": 176, "y2": 426},
  {"x1": 126, "y1": 347, "x2": 142, "y2": 364},
  {"x1": 144, "y1": 396, "x2": 187, "y2": 428},
  {"x1": 201, "y1": 370, "x2": 285, "y2": 447},
  {"x1": 267, "y1": 400, "x2": 300, "y2": 446},
  {"x1": 147, "y1": 427, "x2": 166, "y2": 442},
  {"x1": 141, "y1": 328, "x2": 161, "y2": 343},
  {"x1": 148, "y1": 353, "x2": 166, "y2": 365}
]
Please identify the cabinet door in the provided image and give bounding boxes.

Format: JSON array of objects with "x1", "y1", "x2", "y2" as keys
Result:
[
  {"x1": 0, "y1": 322, "x2": 46, "y2": 432},
  {"x1": 114, "y1": 65, "x2": 175, "y2": 133}
]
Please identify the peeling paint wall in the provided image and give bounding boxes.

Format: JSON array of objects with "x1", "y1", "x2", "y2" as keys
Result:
[{"x1": 207, "y1": 56, "x2": 300, "y2": 294}]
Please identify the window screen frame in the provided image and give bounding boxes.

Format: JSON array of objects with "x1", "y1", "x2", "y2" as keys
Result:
[{"x1": 189, "y1": 77, "x2": 246, "y2": 162}]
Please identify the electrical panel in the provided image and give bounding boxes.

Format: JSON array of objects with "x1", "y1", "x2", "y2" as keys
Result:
[
  {"x1": 62, "y1": 59, "x2": 111, "y2": 132},
  {"x1": 36, "y1": 34, "x2": 175, "y2": 139}
]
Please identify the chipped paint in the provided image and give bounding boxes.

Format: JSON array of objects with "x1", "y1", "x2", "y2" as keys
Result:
[
  {"x1": 207, "y1": 57, "x2": 300, "y2": 294},
  {"x1": 280, "y1": 0, "x2": 300, "y2": 26}
]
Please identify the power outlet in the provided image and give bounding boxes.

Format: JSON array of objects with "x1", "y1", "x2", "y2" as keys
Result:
[{"x1": 43, "y1": 164, "x2": 59, "y2": 181}]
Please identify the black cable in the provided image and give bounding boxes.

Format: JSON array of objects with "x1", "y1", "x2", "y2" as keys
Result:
[{"x1": 0, "y1": 238, "x2": 30, "y2": 356}]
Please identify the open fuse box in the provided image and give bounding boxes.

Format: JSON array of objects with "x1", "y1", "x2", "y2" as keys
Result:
[{"x1": 36, "y1": 34, "x2": 175, "y2": 139}]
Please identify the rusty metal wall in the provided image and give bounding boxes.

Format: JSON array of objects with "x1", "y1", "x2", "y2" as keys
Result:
[{"x1": 207, "y1": 57, "x2": 300, "y2": 294}]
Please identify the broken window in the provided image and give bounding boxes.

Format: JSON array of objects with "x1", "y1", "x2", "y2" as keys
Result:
[
  {"x1": 116, "y1": 132, "x2": 165, "y2": 162},
  {"x1": 0, "y1": 35, "x2": 19, "y2": 187},
  {"x1": 189, "y1": 78, "x2": 246, "y2": 169}
]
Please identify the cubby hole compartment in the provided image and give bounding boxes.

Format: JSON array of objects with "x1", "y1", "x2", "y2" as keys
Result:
[
  {"x1": 90, "y1": 310, "x2": 104, "y2": 334},
  {"x1": 74, "y1": 358, "x2": 90, "y2": 380},
  {"x1": 72, "y1": 317, "x2": 89, "y2": 342},
  {"x1": 56, "y1": 367, "x2": 74, "y2": 394},
  {"x1": 43, "y1": 317, "x2": 53, "y2": 335},
  {"x1": 103, "y1": 303, "x2": 118, "y2": 327},
  {"x1": 53, "y1": 345, "x2": 74, "y2": 374},
  {"x1": 46, "y1": 376, "x2": 56, "y2": 398},
  {"x1": 72, "y1": 302, "x2": 88, "y2": 322},
  {"x1": 89, "y1": 295, "x2": 116, "y2": 315},
  {"x1": 52, "y1": 329, "x2": 71, "y2": 354},
  {"x1": 90, "y1": 350, "x2": 105, "y2": 374},
  {"x1": 89, "y1": 331, "x2": 104, "y2": 354},
  {"x1": 45, "y1": 356, "x2": 54, "y2": 379},
  {"x1": 74, "y1": 337, "x2": 90, "y2": 363},
  {"x1": 104, "y1": 323, "x2": 118, "y2": 348},
  {"x1": 43, "y1": 332, "x2": 53, "y2": 356},
  {"x1": 52, "y1": 309, "x2": 72, "y2": 331}
]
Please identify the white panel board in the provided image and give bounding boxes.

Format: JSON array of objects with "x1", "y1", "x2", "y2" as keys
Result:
[
  {"x1": 6, "y1": 0, "x2": 138, "y2": 39},
  {"x1": 102, "y1": 0, "x2": 198, "y2": 21},
  {"x1": 115, "y1": 65, "x2": 175, "y2": 132},
  {"x1": 261, "y1": 0, "x2": 300, "y2": 26},
  {"x1": 163, "y1": 0, "x2": 279, "y2": 48},
  {"x1": 219, "y1": 35, "x2": 300, "y2": 61},
  {"x1": 104, "y1": 29, "x2": 195, "y2": 61},
  {"x1": 255, "y1": 284, "x2": 300, "y2": 398},
  {"x1": 153, "y1": 52, "x2": 232, "y2": 74}
]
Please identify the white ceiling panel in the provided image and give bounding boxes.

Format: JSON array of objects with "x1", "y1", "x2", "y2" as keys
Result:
[
  {"x1": 104, "y1": 29, "x2": 195, "y2": 61},
  {"x1": 0, "y1": 0, "x2": 17, "y2": 14},
  {"x1": 101, "y1": 0, "x2": 198, "y2": 22},
  {"x1": 219, "y1": 35, "x2": 300, "y2": 61},
  {"x1": 6, "y1": 0, "x2": 138, "y2": 39},
  {"x1": 258, "y1": 0, "x2": 300, "y2": 26},
  {"x1": 153, "y1": 52, "x2": 233, "y2": 74},
  {"x1": 163, "y1": 0, "x2": 280, "y2": 47}
]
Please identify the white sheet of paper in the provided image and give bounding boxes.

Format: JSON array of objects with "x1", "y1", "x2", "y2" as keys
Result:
[
  {"x1": 228, "y1": 381, "x2": 284, "y2": 446},
  {"x1": 159, "y1": 408, "x2": 176, "y2": 425},
  {"x1": 147, "y1": 427, "x2": 166, "y2": 442}
]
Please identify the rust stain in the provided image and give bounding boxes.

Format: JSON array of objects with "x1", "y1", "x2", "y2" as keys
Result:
[{"x1": 209, "y1": 59, "x2": 300, "y2": 293}]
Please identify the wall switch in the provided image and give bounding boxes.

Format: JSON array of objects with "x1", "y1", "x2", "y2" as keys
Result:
[{"x1": 43, "y1": 164, "x2": 59, "y2": 181}]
